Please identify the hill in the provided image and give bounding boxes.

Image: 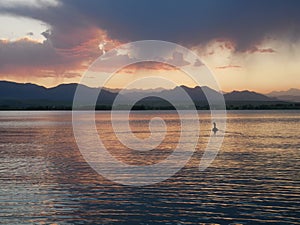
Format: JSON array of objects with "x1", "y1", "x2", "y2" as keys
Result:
[
  {"x1": 267, "y1": 88, "x2": 300, "y2": 102},
  {"x1": 0, "y1": 81, "x2": 298, "y2": 110}
]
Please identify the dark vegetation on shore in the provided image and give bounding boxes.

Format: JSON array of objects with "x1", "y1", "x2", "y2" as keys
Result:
[{"x1": 1, "y1": 101, "x2": 299, "y2": 110}]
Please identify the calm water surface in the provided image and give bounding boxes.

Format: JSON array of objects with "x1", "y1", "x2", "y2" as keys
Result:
[{"x1": 0, "y1": 110, "x2": 299, "y2": 224}]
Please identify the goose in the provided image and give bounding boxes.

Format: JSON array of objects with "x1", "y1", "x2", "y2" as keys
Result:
[{"x1": 212, "y1": 122, "x2": 218, "y2": 134}]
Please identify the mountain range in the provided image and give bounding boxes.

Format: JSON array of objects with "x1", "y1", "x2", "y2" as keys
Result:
[
  {"x1": 0, "y1": 81, "x2": 299, "y2": 110},
  {"x1": 267, "y1": 88, "x2": 300, "y2": 102}
]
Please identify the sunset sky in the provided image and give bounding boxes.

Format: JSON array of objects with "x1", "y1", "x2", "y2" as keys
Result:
[{"x1": 0, "y1": 0, "x2": 300, "y2": 93}]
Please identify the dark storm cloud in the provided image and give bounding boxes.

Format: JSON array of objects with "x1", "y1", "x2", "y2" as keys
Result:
[
  {"x1": 1, "y1": 0, "x2": 300, "y2": 51},
  {"x1": 61, "y1": 0, "x2": 300, "y2": 50}
]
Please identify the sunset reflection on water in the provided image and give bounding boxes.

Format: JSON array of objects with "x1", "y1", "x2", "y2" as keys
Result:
[{"x1": 0, "y1": 110, "x2": 299, "y2": 224}]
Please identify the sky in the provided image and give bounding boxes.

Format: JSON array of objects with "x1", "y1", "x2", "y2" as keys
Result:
[{"x1": 0, "y1": 0, "x2": 299, "y2": 93}]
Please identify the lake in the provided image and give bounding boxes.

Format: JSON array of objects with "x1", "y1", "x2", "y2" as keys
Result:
[{"x1": 0, "y1": 110, "x2": 299, "y2": 224}]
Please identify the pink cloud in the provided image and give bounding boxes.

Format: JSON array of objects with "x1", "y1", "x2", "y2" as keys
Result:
[
  {"x1": 216, "y1": 65, "x2": 242, "y2": 69},
  {"x1": 247, "y1": 46, "x2": 276, "y2": 54},
  {"x1": 0, "y1": 27, "x2": 119, "y2": 80}
]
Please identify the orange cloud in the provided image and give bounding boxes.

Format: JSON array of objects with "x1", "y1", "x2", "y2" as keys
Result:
[
  {"x1": 117, "y1": 62, "x2": 177, "y2": 74},
  {"x1": 216, "y1": 65, "x2": 242, "y2": 69},
  {"x1": 247, "y1": 46, "x2": 276, "y2": 54},
  {"x1": 0, "y1": 27, "x2": 120, "y2": 83},
  {"x1": 215, "y1": 38, "x2": 236, "y2": 51},
  {"x1": 90, "y1": 49, "x2": 190, "y2": 74}
]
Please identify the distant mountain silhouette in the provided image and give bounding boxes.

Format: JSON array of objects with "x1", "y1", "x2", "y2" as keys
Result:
[
  {"x1": 0, "y1": 81, "x2": 47, "y2": 99},
  {"x1": 0, "y1": 81, "x2": 117, "y2": 108},
  {"x1": 267, "y1": 88, "x2": 300, "y2": 102},
  {"x1": 47, "y1": 83, "x2": 117, "y2": 103},
  {"x1": 104, "y1": 87, "x2": 166, "y2": 94},
  {"x1": 121, "y1": 86, "x2": 279, "y2": 103},
  {"x1": 119, "y1": 85, "x2": 219, "y2": 103},
  {"x1": 225, "y1": 90, "x2": 277, "y2": 101},
  {"x1": 0, "y1": 81, "x2": 297, "y2": 110}
]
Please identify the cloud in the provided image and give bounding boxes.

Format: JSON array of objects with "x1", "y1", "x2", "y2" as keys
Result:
[
  {"x1": 247, "y1": 46, "x2": 276, "y2": 54},
  {"x1": 0, "y1": 38, "x2": 60, "y2": 72},
  {"x1": 65, "y1": 0, "x2": 300, "y2": 51},
  {"x1": 0, "y1": 0, "x2": 60, "y2": 9},
  {"x1": 194, "y1": 59, "x2": 204, "y2": 67},
  {"x1": 0, "y1": 30, "x2": 108, "y2": 78},
  {"x1": 0, "y1": 0, "x2": 299, "y2": 89},
  {"x1": 1, "y1": 0, "x2": 300, "y2": 52},
  {"x1": 166, "y1": 51, "x2": 190, "y2": 67},
  {"x1": 90, "y1": 51, "x2": 179, "y2": 74},
  {"x1": 121, "y1": 62, "x2": 176, "y2": 74},
  {"x1": 216, "y1": 65, "x2": 242, "y2": 70},
  {"x1": 0, "y1": 1, "x2": 124, "y2": 81}
]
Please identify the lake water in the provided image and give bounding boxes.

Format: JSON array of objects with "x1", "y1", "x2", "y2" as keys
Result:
[{"x1": 0, "y1": 110, "x2": 299, "y2": 224}]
